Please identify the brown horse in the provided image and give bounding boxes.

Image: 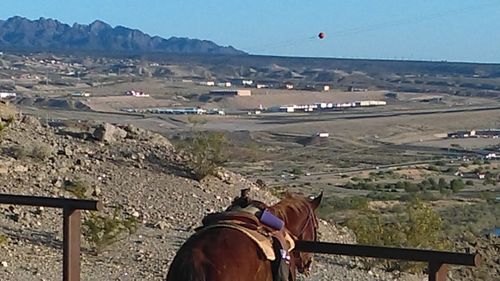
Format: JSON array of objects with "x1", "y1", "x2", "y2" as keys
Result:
[{"x1": 166, "y1": 191, "x2": 322, "y2": 281}]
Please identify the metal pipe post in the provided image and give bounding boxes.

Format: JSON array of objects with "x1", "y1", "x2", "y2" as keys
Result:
[{"x1": 63, "y1": 208, "x2": 81, "y2": 281}]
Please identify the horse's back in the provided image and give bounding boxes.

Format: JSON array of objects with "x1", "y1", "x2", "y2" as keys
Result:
[{"x1": 166, "y1": 227, "x2": 272, "y2": 281}]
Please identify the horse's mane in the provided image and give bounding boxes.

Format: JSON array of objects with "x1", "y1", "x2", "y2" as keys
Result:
[{"x1": 268, "y1": 192, "x2": 312, "y2": 223}]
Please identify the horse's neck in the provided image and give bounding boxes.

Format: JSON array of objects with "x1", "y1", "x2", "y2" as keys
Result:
[{"x1": 270, "y1": 206, "x2": 306, "y2": 238}]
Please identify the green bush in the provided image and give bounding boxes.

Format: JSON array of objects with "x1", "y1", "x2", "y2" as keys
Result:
[
  {"x1": 0, "y1": 233, "x2": 8, "y2": 246},
  {"x1": 0, "y1": 116, "x2": 14, "y2": 136},
  {"x1": 178, "y1": 132, "x2": 228, "y2": 180},
  {"x1": 346, "y1": 200, "x2": 449, "y2": 272},
  {"x1": 450, "y1": 178, "x2": 465, "y2": 192},
  {"x1": 445, "y1": 166, "x2": 458, "y2": 174},
  {"x1": 10, "y1": 141, "x2": 53, "y2": 161},
  {"x1": 438, "y1": 178, "x2": 448, "y2": 189},
  {"x1": 435, "y1": 160, "x2": 447, "y2": 166},
  {"x1": 317, "y1": 195, "x2": 369, "y2": 219},
  {"x1": 367, "y1": 192, "x2": 398, "y2": 201},
  {"x1": 0, "y1": 122, "x2": 5, "y2": 135},
  {"x1": 83, "y1": 206, "x2": 139, "y2": 255},
  {"x1": 291, "y1": 166, "x2": 303, "y2": 175},
  {"x1": 64, "y1": 179, "x2": 88, "y2": 199},
  {"x1": 427, "y1": 165, "x2": 439, "y2": 172},
  {"x1": 483, "y1": 177, "x2": 497, "y2": 186}
]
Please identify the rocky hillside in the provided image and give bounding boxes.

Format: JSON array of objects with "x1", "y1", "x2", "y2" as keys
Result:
[
  {"x1": 0, "y1": 16, "x2": 245, "y2": 55},
  {"x1": 0, "y1": 106, "x2": 493, "y2": 280}
]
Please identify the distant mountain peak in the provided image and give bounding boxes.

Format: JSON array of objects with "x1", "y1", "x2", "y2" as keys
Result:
[
  {"x1": 0, "y1": 16, "x2": 246, "y2": 55},
  {"x1": 88, "y1": 20, "x2": 111, "y2": 32}
]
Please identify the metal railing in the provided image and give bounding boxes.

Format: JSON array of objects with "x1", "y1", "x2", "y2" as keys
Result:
[
  {"x1": 295, "y1": 241, "x2": 482, "y2": 281},
  {"x1": 0, "y1": 194, "x2": 102, "y2": 281}
]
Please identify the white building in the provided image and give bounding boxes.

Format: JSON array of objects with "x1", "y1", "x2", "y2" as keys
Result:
[
  {"x1": 242, "y1": 80, "x2": 253, "y2": 86},
  {"x1": 217, "y1": 82, "x2": 232, "y2": 87},
  {"x1": 126, "y1": 90, "x2": 150, "y2": 97},
  {"x1": 71, "y1": 92, "x2": 91, "y2": 97},
  {"x1": 199, "y1": 81, "x2": 215, "y2": 86},
  {"x1": 0, "y1": 92, "x2": 16, "y2": 99}
]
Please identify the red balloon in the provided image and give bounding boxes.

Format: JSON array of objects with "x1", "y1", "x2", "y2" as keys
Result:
[{"x1": 318, "y1": 32, "x2": 325, "y2": 39}]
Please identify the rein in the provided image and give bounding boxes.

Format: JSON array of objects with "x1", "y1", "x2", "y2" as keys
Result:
[
  {"x1": 289, "y1": 203, "x2": 318, "y2": 275},
  {"x1": 295, "y1": 204, "x2": 317, "y2": 241}
]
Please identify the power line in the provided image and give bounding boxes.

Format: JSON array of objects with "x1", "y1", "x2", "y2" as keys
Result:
[{"x1": 250, "y1": 1, "x2": 500, "y2": 54}]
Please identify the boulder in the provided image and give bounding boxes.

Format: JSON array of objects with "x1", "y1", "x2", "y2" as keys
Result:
[
  {"x1": 92, "y1": 123, "x2": 127, "y2": 143},
  {"x1": 0, "y1": 101, "x2": 17, "y2": 121},
  {"x1": 149, "y1": 133, "x2": 173, "y2": 149}
]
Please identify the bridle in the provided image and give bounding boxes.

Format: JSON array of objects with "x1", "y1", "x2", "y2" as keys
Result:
[{"x1": 291, "y1": 204, "x2": 318, "y2": 275}]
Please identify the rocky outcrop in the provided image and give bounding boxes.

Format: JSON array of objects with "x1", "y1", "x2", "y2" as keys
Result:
[
  {"x1": 92, "y1": 123, "x2": 127, "y2": 142},
  {"x1": 0, "y1": 101, "x2": 17, "y2": 121},
  {"x1": 451, "y1": 235, "x2": 499, "y2": 281}
]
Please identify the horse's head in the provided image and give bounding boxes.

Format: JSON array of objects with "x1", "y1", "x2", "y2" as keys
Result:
[{"x1": 269, "y1": 192, "x2": 323, "y2": 275}]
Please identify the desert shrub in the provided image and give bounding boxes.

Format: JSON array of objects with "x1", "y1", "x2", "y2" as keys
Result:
[
  {"x1": 344, "y1": 181, "x2": 354, "y2": 189},
  {"x1": 187, "y1": 115, "x2": 207, "y2": 126},
  {"x1": 426, "y1": 165, "x2": 439, "y2": 172},
  {"x1": 346, "y1": 200, "x2": 449, "y2": 272},
  {"x1": 435, "y1": 160, "x2": 447, "y2": 166},
  {"x1": 438, "y1": 178, "x2": 448, "y2": 189},
  {"x1": 366, "y1": 192, "x2": 398, "y2": 201},
  {"x1": 0, "y1": 116, "x2": 14, "y2": 135},
  {"x1": 483, "y1": 177, "x2": 497, "y2": 186},
  {"x1": 438, "y1": 188, "x2": 453, "y2": 197},
  {"x1": 9, "y1": 141, "x2": 53, "y2": 161},
  {"x1": 64, "y1": 179, "x2": 88, "y2": 199},
  {"x1": 178, "y1": 131, "x2": 228, "y2": 180},
  {"x1": 439, "y1": 201, "x2": 498, "y2": 237},
  {"x1": 291, "y1": 166, "x2": 303, "y2": 175},
  {"x1": 0, "y1": 233, "x2": 8, "y2": 246},
  {"x1": 225, "y1": 142, "x2": 266, "y2": 163},
  {"x1": 317, "y1": 195, "x2": 369, "y2": 219},
  {"x1": 403, "y1": 181, "x2": 419, "y2": 192},
  {"x1": 417, "y1": 191, "x2": 442, "y2": 201},
  {"x1": 427, "y1": 177, "x2": 437, "y2": 188},
  {"x1": 450, "y1": 178, "x2": 465, "y2": 192},
  {"x1": 445, "y1": 166, "x2": 458, "y2": 174},
  {"x1": 465, "y1": 180, "x2": 474, "y2": 186},
  {"x1": 83, "y1": 205, "x2": 139, "y2": 255},
  {"x1": 0, "y1": 122, "x2": 5, "y2": 136}
]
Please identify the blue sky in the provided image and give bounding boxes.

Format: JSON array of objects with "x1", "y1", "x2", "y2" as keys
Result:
[{"x1": 0, "y1": 0, "x2": 499, "y2": 63}]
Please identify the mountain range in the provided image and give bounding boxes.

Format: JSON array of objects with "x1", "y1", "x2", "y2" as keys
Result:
[{"x1": 0, "y1": 16, "x2": 245, "y2": 55}]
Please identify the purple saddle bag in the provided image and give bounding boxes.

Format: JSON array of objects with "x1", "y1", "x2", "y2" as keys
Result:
[{"x1": 260, "y1": 209, "x2": 284, "y2": 231}]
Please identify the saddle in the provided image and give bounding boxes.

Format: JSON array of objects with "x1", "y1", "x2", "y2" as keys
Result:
[{"x1": 197, "y1": 210, "x2": 295, "y2": 261}]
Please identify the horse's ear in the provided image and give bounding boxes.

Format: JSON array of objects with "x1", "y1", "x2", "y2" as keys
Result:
[{"x1": 309, "y1": 192, "x2": 323, "y2": 210}]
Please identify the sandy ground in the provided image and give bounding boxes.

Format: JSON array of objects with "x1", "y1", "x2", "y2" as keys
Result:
[
  {"x1": 81, "y1": 96, "x2": 178, "y2": 112},
  {"x1": 217, "y1": 90, "x2": 388, "y2": 109}
]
